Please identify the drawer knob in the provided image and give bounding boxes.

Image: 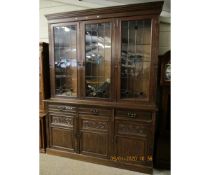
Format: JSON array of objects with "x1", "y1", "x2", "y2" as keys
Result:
[{"x1": 128, "y1": 112, "x2": 136, "y2": 118}]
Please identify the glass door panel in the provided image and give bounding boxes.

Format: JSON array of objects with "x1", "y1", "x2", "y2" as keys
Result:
[
  {"x1": 120, "y1": 19, "x2": 151, "y2": 100},
  {"x1": 85, "y1": 22, "x2": 111, "y2": 98},
  {"x1": 54, "y1": 25, "x2": 78, "y2": 97}
]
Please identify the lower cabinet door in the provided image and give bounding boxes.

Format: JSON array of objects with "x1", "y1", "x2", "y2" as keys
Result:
[
  {"x1": 79, "y1": 115, "x2": 110, "y2": 158},
  {"x1": 48, "y1": 113, "x2": 76, "y2": 152},
  {"x1": 50, "y1": 127, "x2": 76, "y2": 152},
  {"x1": 113, "y1": 120, "x2": 152, "y2": 165},
  {"x1": 114, "y1": 136, "x2": 149, "y2": 164}
]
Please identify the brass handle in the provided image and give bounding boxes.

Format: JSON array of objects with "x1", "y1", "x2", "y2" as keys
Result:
[
  {"x1": 90, "y1": 108, "x2": 98, "y2": 114},
  {"x1": 58, "y1": 106, "x2": 73, "y2": 111},
  {"x1": 65, "y1": 106, "x2": 73, "y2": 110},
  {"x1": 58, "y1": 106, "x2": 65, "y2": 111},
  {"x1": 128, "y1": 112, "x2": 136, "y2": 118}
]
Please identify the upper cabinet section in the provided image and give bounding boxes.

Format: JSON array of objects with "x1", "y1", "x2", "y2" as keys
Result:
[
  {"x1": 46, "y1": 2, "x2": 163, "y2": 104},
  {"x1": 53, "y1": 24, "x2": 78, "y2": 97},
  {"x1": 85, "y1": 22, "x2": 112, "y2": 98}
]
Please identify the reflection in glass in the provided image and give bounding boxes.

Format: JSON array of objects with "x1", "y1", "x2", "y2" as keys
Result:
[
  {"x1": 85, "y1": 23, "x2": 111, "y2": 98},
  {"x1": 54, "y1": 25, "x2": 77, "y2": 97},
  {"x1": 120, "y1": 19, "x2": 151, "y2": 99}
]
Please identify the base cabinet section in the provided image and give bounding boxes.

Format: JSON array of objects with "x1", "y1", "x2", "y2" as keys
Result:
[{"x1": 46, "y1": 103, "x2": 155, "y2": 174}]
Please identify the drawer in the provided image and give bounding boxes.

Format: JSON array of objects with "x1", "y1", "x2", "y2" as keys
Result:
[
  {"x1": 115, "y1": 121, "x2": 150, "y2": 137},
  {"x1": 115, "y1": 109, "x2": 152, "y2": 122},
  {"x1": 78, "y1": 107, "x2": 112, "y2": 116},
  {"x1": 48, "y1": 104, "x2": 77, "y2": 113}
]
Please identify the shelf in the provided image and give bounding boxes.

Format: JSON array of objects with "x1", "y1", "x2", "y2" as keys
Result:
[
  {"x1": 86, "y1": 75, "x2": 106, "y2": 78},
  {"x1": 56, "y1": 93, "x2": 77, "y2": 97},
  {"x1": 121, "y1": 64, "x2": 150, "y2": 68},
  {"x1": 85, "y1": 61, "x2": 103, "y2": 64},
  {"x1": 121, "y1": 76, "x2": 149, "y2": 80},
  {"x1": 122, "y1": 43, "x2": 151, "y2": 46},
  {"x1": 86, "y1": 81, "x2": 106, "y2": 84},
  {"x1": 56, "y1": 75, "x2": 77, "y2": 79},
  {"x1": 54, "y1": 45, "x2": 76, "y2": 48}
]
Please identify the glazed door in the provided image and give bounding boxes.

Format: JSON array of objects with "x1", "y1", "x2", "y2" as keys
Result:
[
  {"x1": 81, "y1": 19, "x2": 115, "y2": 100},
  {"x1": 117, "y1": 17, "x2": 153, "y2": 102},
  {"x1": 51, "y1": 23, "x2": 79, "y2": 97}
]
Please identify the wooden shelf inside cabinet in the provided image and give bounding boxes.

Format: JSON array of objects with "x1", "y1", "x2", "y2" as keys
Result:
[{"x1": 45, "y1": 1, "x2": 163, "y2": 174}]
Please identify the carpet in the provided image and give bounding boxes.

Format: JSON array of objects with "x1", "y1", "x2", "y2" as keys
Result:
[{"x1": 40, "y1": 153, "x2": 170, "y2": 175}]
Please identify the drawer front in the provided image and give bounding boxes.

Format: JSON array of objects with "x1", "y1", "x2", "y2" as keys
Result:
[
  {"x1": 115, "y1": 109, "x2": 152, "y2": 122},
  {"x1": 48, "y1": 104, "x2": 77, "y2": 113},
  {"x1": 49, "y1": 114, "x2": 74, "y2": 128},
  {"x1": 115, "y1": 121, "x2": 150, "y2": 137},
  {"x1": 78, "y1": 107, "x2": 112, "y2": 116}
]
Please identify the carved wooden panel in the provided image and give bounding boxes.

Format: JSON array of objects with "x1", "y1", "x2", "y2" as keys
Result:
[
  {"x1": 82, "y1": 120, "x2": 108, "y2": 131},
  {"x1": 51, "y1": 115, "x2": 74, "y2": 128},
  {"x1": 50, "y1": 127, "x2": 75, "y2": 151},
  {"x1": 116, "y1": 122, "x2": 149, "y2": 137},
  {"x1": 80, "y1": 132, "x2": 108, "y2": 158}
]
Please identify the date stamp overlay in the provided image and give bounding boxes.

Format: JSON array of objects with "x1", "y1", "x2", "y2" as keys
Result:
[{"x1": 110, "y1": 155, "x2": 153, "y2": 161}]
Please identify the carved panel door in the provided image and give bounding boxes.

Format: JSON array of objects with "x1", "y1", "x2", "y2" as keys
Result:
[
  {"x1": 78, "y1": 114, "x2": 111, "y2": 158},
  {"x1": 49, "y1": 113, "x2": 76, "y2": 152},
  {"x1": 114, "y1": 120, "x2": 152, "y2": 165}
]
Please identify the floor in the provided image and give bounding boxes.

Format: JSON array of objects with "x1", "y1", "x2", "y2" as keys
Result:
[{"x1": 40, "y1": 153, "x2": 170, "y2": 175}]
